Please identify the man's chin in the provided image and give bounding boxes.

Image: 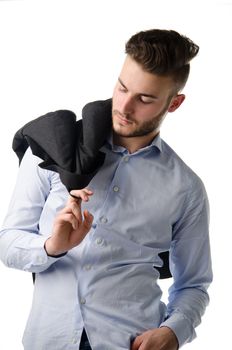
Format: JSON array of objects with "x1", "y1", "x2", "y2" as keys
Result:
[
  {"x1": 113, "y1": 123, "x2": 132, "y2": 137},
  {"x1": 113, "y1": 129, "x2": 136, "y2": 138}
]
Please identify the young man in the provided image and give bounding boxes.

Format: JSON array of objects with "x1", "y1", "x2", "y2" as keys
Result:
[{"x1": 0, "y1": 29, "x2": 212, "y2": 350}]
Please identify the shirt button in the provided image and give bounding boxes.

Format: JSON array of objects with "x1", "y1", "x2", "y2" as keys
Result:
[
  {"x1": 113, "y1": 186, "x2": 119, "y2": 192},
  {"x1": 71, "y1": 337, "x2": 78, "y2": 344},
  {"x1": 84, "y1": 264, "x2": 92, "y2": 271},
  {"x1": 37, "y1": 256, "x2": 46, "y2": 264},
  {"x1": 80, "y1": 298, "x2": 86, "y2": 305},
  {"x1": 100, "y1": 216, "x2": 108, "y2": 224},
  {"x1": 96, "y1": 238, "x2": 103, "y2": 245},
  {"x1": 124, "y1": 156, "x2": 129, "y2": 162}
]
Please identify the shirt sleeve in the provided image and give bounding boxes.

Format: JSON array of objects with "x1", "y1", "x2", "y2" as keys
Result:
[
  {"x1": 0, "y1": 148, "x2": 64, "y2": 273},
  {"x1": 160, "y1": 176, "x2": 213, "y2": 347}
]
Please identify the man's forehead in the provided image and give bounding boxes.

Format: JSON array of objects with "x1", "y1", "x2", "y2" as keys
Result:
[{"x1": 119, "y1": 57, "x2": 174, "y2": 97}]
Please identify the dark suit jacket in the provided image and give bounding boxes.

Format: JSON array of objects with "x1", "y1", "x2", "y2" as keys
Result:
[{"x1": 13, "y1": 99, "x2": 112, "y2": 191}]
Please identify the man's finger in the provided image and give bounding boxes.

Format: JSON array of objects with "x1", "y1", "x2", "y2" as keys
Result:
[
  {"x1": 70, "y1": 189, "x2": 93, "y2": 202},
  {"x1": 82, "y1": 210, "x2": 94, "y2": 231},
  {"x1": 55, "y1": 213, "x2": 79, "y2": 230},
  {"x1": 70, "y1": 201, "x2": 83, "y2": 224},
  {"x1": 131, "y1": 335, "x2": 143, "y2": 350},
  {"x1": 60, "y1": 201, "x2": 82, "y2": 225}
]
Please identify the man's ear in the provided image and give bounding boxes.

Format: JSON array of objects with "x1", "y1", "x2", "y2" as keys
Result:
[{"x1": 168, "y1": 94, "x2": 185, "y2": 113}]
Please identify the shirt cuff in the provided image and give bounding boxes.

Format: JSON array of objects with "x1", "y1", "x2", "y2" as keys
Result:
[
  {"x1": 7, "y1": 234, "x2": 66, "y2": 273},
  {"x1": 160, "y1": 312, "x2": 196, "y2": 348},
  {"x1": 27, "y1": 234, "x2": 66, "y2": 269}
]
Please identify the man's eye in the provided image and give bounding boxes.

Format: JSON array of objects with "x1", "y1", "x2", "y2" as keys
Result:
[
  {"x1": 140, "y1": 96, "x2": 154, "y2": 104},
  {"x1": 119, "y1": 87, "x2": 127, "y2": 93}
]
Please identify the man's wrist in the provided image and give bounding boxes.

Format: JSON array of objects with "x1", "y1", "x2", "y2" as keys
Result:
[
  {"x1": 46, "y1": 250, "x2": 67, "y2": 258},
  {"x1": 159, "y1": 326, "x2": 179, "y2": 349},
  {"x1": 44, "y1": 238, "x2": 67, "y2": 258}
]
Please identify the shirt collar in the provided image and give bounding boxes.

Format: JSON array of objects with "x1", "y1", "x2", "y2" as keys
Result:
[
  {"x1": 103, "y1": 132, "x2": 163, "y2": 154},
  {"x1": 150, "y1": 133, "x2": 162, "y2": 152}
]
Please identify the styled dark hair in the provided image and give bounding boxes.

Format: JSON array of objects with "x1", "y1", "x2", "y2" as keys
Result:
[{"x1": 125, "y1": 29, "x2": 199, "y2": 92}]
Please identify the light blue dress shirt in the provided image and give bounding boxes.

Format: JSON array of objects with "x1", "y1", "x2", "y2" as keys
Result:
[{"x1": 0, "y1": 134, "x2": 212, "y2": 350}]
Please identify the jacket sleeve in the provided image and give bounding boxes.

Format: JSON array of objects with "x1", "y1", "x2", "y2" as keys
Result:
[
  {"x1": 0, "y1": 148, "x2": 64, "y2": 273},
  {"x1": 160, "y1": 176, "x2": 213, "y2": 347}
]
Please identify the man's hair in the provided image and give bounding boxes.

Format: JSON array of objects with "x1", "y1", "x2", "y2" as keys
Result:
[{"x1": 125, "y1": 29, "x2": 199, "y2": 92}]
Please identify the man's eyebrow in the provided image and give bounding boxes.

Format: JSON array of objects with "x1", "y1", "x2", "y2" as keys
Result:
[
  {"x1": 118, "y1": 78, "x2": 127, "y2": 90},
  {"x1": 118, "y1": 77, "x2": 157, "y2": 99}
]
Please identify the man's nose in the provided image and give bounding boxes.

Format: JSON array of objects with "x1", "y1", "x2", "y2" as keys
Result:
[{"x1": 120, "y1": 95, "x2": 134, "y2": 115}]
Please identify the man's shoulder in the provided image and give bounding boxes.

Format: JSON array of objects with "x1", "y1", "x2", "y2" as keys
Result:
[{"x1": 160, "y1": 138, "x2": 205, "y2": 191}]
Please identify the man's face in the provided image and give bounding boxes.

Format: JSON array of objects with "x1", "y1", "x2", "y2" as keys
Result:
[{"x1": 112, "y1": 55, "x2": 182, "y2": 138}]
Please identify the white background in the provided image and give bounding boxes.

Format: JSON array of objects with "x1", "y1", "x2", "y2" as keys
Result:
[{"x1": 0, "y1": 0, "x2": 231, "y2": 349}]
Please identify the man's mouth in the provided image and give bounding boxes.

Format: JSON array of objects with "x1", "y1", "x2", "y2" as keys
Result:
[{"x1": 115, "y1": 113, "x2": 133, "y2": 125}]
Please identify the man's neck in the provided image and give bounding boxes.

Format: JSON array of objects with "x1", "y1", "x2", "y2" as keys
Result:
[{"x1": 112, "y1": 131, "x2": 159, "y2": 154}]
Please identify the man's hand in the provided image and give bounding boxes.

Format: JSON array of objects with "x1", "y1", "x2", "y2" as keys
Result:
[
  {"x1": 45, "y1": 188, "x2": 94, "y2": 256},
  {"x1": 131, "y1": 327, "x2": 178, "y2": 350}
]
